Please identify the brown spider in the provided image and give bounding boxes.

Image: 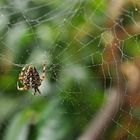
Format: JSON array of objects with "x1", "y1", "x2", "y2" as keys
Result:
[{"x1": 17, "y1": 64, "x2": 46, "y2": 95}]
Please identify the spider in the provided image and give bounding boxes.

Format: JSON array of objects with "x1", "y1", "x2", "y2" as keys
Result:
[{"x1": 17, "y1": 64, "x2": 46, "y2": 95}]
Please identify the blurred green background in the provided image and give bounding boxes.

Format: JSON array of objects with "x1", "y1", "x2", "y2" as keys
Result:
[{"x1": 0, "y1": 0, "x2": 140, "y2": 140}]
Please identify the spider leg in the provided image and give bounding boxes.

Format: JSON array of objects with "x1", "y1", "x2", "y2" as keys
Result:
[
  {"x1": 40, "y1": 64, "x2": 46, "y2": 82},
  {"x1": 34, "y1": 88, "x2": 41, "y2": 95},
  {"x1": 19, "y1": 66, "x2": 27, "y2": 77},
  {"x1": 17, "y1": 82, "x2": 28, "y2": 91},
  {"x1": 18, "y1": 66, "x2": 28, "y2": 82}
]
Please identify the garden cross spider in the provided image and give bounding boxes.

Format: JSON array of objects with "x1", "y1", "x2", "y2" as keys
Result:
[{"x1": 17, "y1": 64, "x2": 46, "y2": 95}]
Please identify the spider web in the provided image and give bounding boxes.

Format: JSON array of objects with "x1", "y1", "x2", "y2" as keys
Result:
[{"x1": 0, "y1": 0, "x2": 140, "y2": 140}]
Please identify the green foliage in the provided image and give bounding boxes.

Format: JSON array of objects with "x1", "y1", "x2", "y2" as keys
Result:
[{"x1": 0, "y1": 0, "x2": 139, "y2": 140}]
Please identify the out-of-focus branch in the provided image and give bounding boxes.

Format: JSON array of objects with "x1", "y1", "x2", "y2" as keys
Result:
[
  {"x1": 106, "y1": 0, "x2": 126, "y2": 27},
  {"x1": 78, "y1": 0, "x2": 140, "y2": 139},
  {"x1": 106, "y1": 0, "x2": 140, "y2": 26},
  {"x1": 78, "y1": 35, "x2": 124, "y2": 139},
  {"x1": 106, "y1": 0, "x2": 140, "y2": 40},
  {"x1": 78, "y1": 87, "x2": 123, "y2": 140},
  {"x1": 115, "y1": 22, "x2": 140, "y2": 40}
]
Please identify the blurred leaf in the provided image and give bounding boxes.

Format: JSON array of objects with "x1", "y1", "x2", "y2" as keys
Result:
[
  {"x1": 37, "y1": 99, "x2": 70, "y2": 140},
  {"x1": 4, "y1": 110, "x2": 36, "y2": 140}
]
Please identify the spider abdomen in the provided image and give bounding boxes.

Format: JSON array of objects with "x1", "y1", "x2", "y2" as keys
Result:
[
  {"x1": 31, "y1": 67, "x2": 41, "y2": 88},
  {"x1": 17, "y1": 64, "x2": 46, "y2": 95}
]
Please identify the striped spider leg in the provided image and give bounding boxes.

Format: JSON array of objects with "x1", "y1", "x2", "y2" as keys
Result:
[{"x1": 17, "y1": 65, "x2": 30, "y2": 91}]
